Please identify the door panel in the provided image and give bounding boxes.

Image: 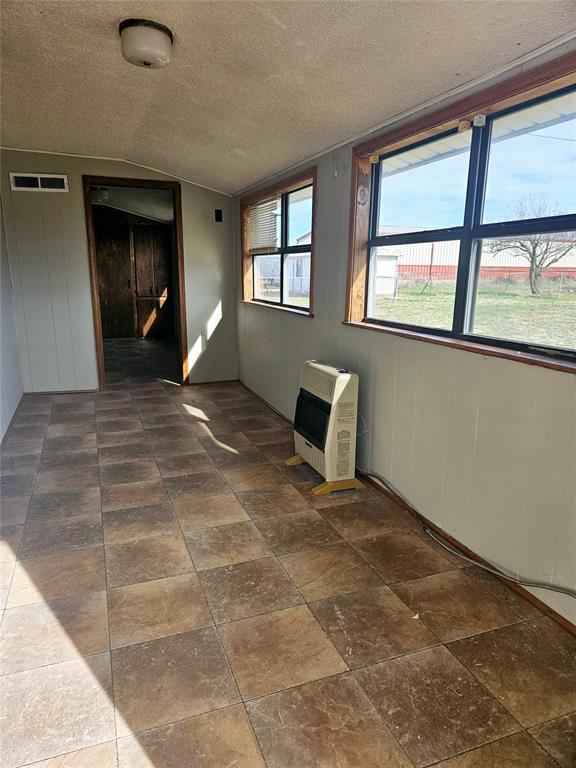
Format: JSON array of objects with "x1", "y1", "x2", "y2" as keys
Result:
[
  {"x1": 133, "y1": 225, "x2": 174, "y2": 339},
  {"x1": 95, "y1": 222, "x2": 136, "y2": 338}
]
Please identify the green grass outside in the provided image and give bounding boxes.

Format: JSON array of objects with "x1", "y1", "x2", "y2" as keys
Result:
[{"x1": 373, "y1": 279, "x2": 576, "y2": 350}]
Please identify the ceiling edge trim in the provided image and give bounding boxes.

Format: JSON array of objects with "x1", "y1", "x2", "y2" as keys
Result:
[
  {"x1": 233, "y1": 29, "x2": 576, "y2": 197},
  {"x1": 0, "y1": 147, "x2": 232, "y2": 197}
]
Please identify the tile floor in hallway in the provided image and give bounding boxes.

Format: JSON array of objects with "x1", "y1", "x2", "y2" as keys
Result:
[{"x1": 1, "y1": 375, "x2": 576, "y2": 768}]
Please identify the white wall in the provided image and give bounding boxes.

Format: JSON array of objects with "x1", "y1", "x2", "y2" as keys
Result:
[
  {"x1": 236, "y1": 146, "x2": 576, "y2": 624},
  {"x1": 1, "y1": 150, "x2": 238, "y2": 391},
  {"x1": 0, "y1": 201, "x2": 24, "y2": 439}
]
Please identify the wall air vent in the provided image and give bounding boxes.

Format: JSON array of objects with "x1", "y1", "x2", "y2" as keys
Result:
[{"x1": 9, "y1": 173, "x2": 68, "y2": 192}]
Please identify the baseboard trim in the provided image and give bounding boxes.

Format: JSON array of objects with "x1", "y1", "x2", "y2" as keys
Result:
[{"x1": 240, "y1": 378, "x2": 576, "y2": 637}]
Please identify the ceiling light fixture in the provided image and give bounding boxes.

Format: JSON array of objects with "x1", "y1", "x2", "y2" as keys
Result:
[{"x1": 119, "y1": 18, "x2": 173, "y2": 69}]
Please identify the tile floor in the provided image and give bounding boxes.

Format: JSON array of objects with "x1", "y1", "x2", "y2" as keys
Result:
[{"x1": 1, "y1": 369, "x2": 575, "y2": 767}]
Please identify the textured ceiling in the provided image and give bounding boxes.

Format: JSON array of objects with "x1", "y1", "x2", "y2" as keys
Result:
[{"x1": 1, "y1": 1, "x2": 575, "y2": 194}]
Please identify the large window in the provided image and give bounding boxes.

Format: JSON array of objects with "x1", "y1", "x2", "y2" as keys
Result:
[
  {"x1": 241, "y1": 169, "x2": 315, "y2": 313},
  {"x1": 349, "y1": 78, "x2": 576, "y2": 364}
]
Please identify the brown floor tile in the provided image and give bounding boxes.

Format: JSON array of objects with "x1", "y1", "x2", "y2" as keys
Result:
[
  {"x1": 151, "y1": 436, "x2": 206, "y2": 457},
  {"x1": 46, "y1": 422, "x2": 96, "y2": 438},
  {"x1": 156, "y1": 452, "x2": 215, "y2": 477},
  {"x1": 38, "y1": 449, "x2": 99, "y2": 471},
  {"x1": 0, "y1": 654, "x2": 114, "y2": 768},
  {"x1": 352, "y1": 529, "x2": 455, "y2": 584},
  {"x1": 223, "y1": 463, "x2": 289, "y2": 492},
  {"x1": 108, "y1": 573, "x2": 211, "y2": 648},
  {"x1": 165, "y1": 470, "x2": 229, "y2": 502},
  {"x1": 8, "y1": 423, "x2": 46, "y2": 439},
  {"x1": 98, "y1": 441, "x2": 153, "y2": 465},
  {"x1": 8, "y1": 546, "x2": 106, "y2": 607},
  {"x1": 279, "y1": 542, "x2": 383, "y2": 601},
  {"x1": 174, "y1": 492, "x2": 249, "y2": 530},
  {"x1": 96, "y1": 417, "x2": 143, "y2": 433},
  {"x1": 0, "y1": 591, "x2": 109, "y2": 674},
  {"x1": 101, "y1": 479, "x2": 169, "y2": 511},
  {"x1": 0, "y1": 453, "x2": 40, "y2": 477},
  {"x1": 19, "y1": 515, "x2": 103, "y2": 559},
  {"x1": 199, "y1": 557, "x2": 304, "y2": 623},
  {"x1": 529, "y1": 713, "x2": 576, "y2": 768},
  {"x1": 98, "y1": 430, "x2": 148, "y2": 448},
  {"x1": 432, "y1": 732, "x2": 558, "y2": 767},
  {"x1": 295, "y1": 479, "x2": 378, "y2": 510},
  {"x1": 185, "y1": 520, "x2": 270, "y2": 570},
  {"x1": 103, "y1": 502, "x2": 178, "y2": 544},
  {"x1": 112, "y1": 627, "x2": 240, "y2": 736},
  {"x1": 43, "y1": 434, "x2": 98, "y2": 452},
  {"x1": 25, "y1": 742, "x2": 118, "y2": 768},
  {"x1": 321, "y1": 498, "x2": 419, "y2": 540},
  {"x1": 1, "y1": 436, "x2": 44, "y2": 456},
  {"x1": 0, "y1": 523, "x2": 23, "y2": 562},
  {"x1": 0, "y1": 495, "x2": 30, "y2": 525},
  {"x1": 449, "y1": 623, "x2": 576, "y2": 727},
  {"x1": 100, "y1": 458, "x2": 160, "y2": 486},
  {"x1": 247, "y1": 673, "x2": 412, "y2": 768},
  {"x1": 465, "y1": 567, "x2": 543, "y2": 620},
  {"x1": 34, "y1": 466, "x2": 100, "y2": 493},
  {"x1": 391, "y1": 569, "x2": 520, "y2": 642},
  {"x1": 355, "y1": 645, "x2": 520, "y2": 767},
  {"x1": 117, "y1": 704, "x2": 265, "y2": 768},
  {"x1": 259, "y1": 440, "x2": 296, "y2": 462},
  {"x1": 527, "y1": 614, "x2": 576, "y2": 656},
  {"x1": 27, "y1": 487, "x2": 101, "y2": 522},
  {"x1": 310, "y1": 586, "x2": 438, "y2": 667},
  {"x1": 0, "y1": 472, "x2": 36, "y2": 499},
  {"x1": 106, "y1": 532, "x2": 193, "y2": 588},
  {"x1": 146, "y1": 424, "x2": 198, "y2": 440},
  {"x1": 253, "y1": 509, "x2": 343, "y2": 555},
  {"x1": 236, "y1": 485, "x2": 312, "y2": 517},
  {"x1": 95, "y1": 405, "x2": 138, "y2": 420},
  {"x1": 209, "y1": 445, "x2": 267, "y2": 470},
  {"x1": 218, "y1": 605, "x2": 347, "y2": 699}
]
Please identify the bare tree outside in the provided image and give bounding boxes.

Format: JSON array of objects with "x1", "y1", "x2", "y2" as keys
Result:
[{"x1": 487, "y1": 198, "x2": 576, "y2": 295}]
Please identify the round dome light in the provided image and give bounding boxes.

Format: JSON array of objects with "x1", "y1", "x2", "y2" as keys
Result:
[{"x1": 119, "y1": 18, "x2": 173, "y2": 69}]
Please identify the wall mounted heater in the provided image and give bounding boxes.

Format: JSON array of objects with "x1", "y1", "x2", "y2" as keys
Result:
[{"x1": 286, "y1": 360, "x2": 364, "y2": 496}]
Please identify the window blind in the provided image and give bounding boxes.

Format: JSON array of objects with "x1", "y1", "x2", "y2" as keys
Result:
[{"x1": 248, "y1": 196, "x2": 281, "y2": 254}]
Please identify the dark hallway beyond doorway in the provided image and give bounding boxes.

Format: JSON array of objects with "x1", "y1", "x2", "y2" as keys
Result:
[{"x1": 104, "y1": 338, "x2": 180, "y2": 386}]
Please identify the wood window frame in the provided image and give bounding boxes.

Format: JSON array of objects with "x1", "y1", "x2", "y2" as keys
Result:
[
  {"x1": 240, "y1": 166, "x2": 317, "y2": 316},
  {"x1": 346, "y1": 52, "x2": 576, "y2": 373}
]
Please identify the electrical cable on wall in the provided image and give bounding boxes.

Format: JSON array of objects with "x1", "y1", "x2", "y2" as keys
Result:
[{"x1": 359, "y1": 468, "x2": 576, "y2": 601}]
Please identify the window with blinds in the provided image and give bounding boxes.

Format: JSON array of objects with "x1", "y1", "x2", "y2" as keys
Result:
[
  {"x1": 241, "y1": 169, "x2": 316, "y2": 313},
  {"x1": 248, "y1": 196, "x2": 281, "y2": 254}
]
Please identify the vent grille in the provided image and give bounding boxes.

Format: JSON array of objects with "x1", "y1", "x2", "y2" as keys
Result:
[
  {"x1": 10, "y1": 173, "x2": 68, "y2": 192},
  {"x1": 301, "y1": 367, "x2": 335, "y2": 403}
]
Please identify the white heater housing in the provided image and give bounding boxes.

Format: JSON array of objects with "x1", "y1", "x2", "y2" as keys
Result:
[{"x1": 293, "y1": 361, "x2": 359, "y2": 483}]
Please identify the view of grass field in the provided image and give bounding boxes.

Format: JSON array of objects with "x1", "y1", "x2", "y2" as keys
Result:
[{"x1": 372, "y1": 279, "x2": 576, "y2": 349}]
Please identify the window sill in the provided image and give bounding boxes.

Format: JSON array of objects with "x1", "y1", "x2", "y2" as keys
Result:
[
  {"x1": 241, "y1": 300, "x2": 314, "y2": 318},
  {"x1": 342, "y1": 320, "x2": 576, "y2": 374}
]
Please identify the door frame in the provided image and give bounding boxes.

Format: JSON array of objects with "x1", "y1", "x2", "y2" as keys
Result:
[{"x1": 83, "y1": 175, "x2": 189, "y2": 389}]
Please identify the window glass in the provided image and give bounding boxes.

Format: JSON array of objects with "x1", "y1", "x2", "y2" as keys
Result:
[
  {"x1": 253, "y1": 254, "x2": 281, "y2": 302},
  {"x1": 483, "y1": 91, "x2": 576, "y2": 223},
  {"x1": 377, "y1": 131, "x2": 472, "y2": 235},
  {"x1": 367, "y1": 240, "x2": 460, "y2": 330},
  {"x1": 283, "y1": 252, "x2": 311, "y2": 308},
  {"x1": 287, "y1": 186, "x2": 313, "y2": 246},
  {"x1": 469, "y1": 233, "x2": 576, "y2": 349}
]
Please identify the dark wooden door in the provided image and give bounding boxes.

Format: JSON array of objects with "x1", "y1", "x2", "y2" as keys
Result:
[
  {"x1": 133, "y1": 225, "x2": 174, "y2": 339},
  {"x1": 95, "y1": 221, "x2": 137, "y2": 338}
]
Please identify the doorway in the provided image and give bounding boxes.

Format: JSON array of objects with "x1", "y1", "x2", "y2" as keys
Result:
[{"x1": 83, "y1": 177, "x2": 188, "y2": 389}]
